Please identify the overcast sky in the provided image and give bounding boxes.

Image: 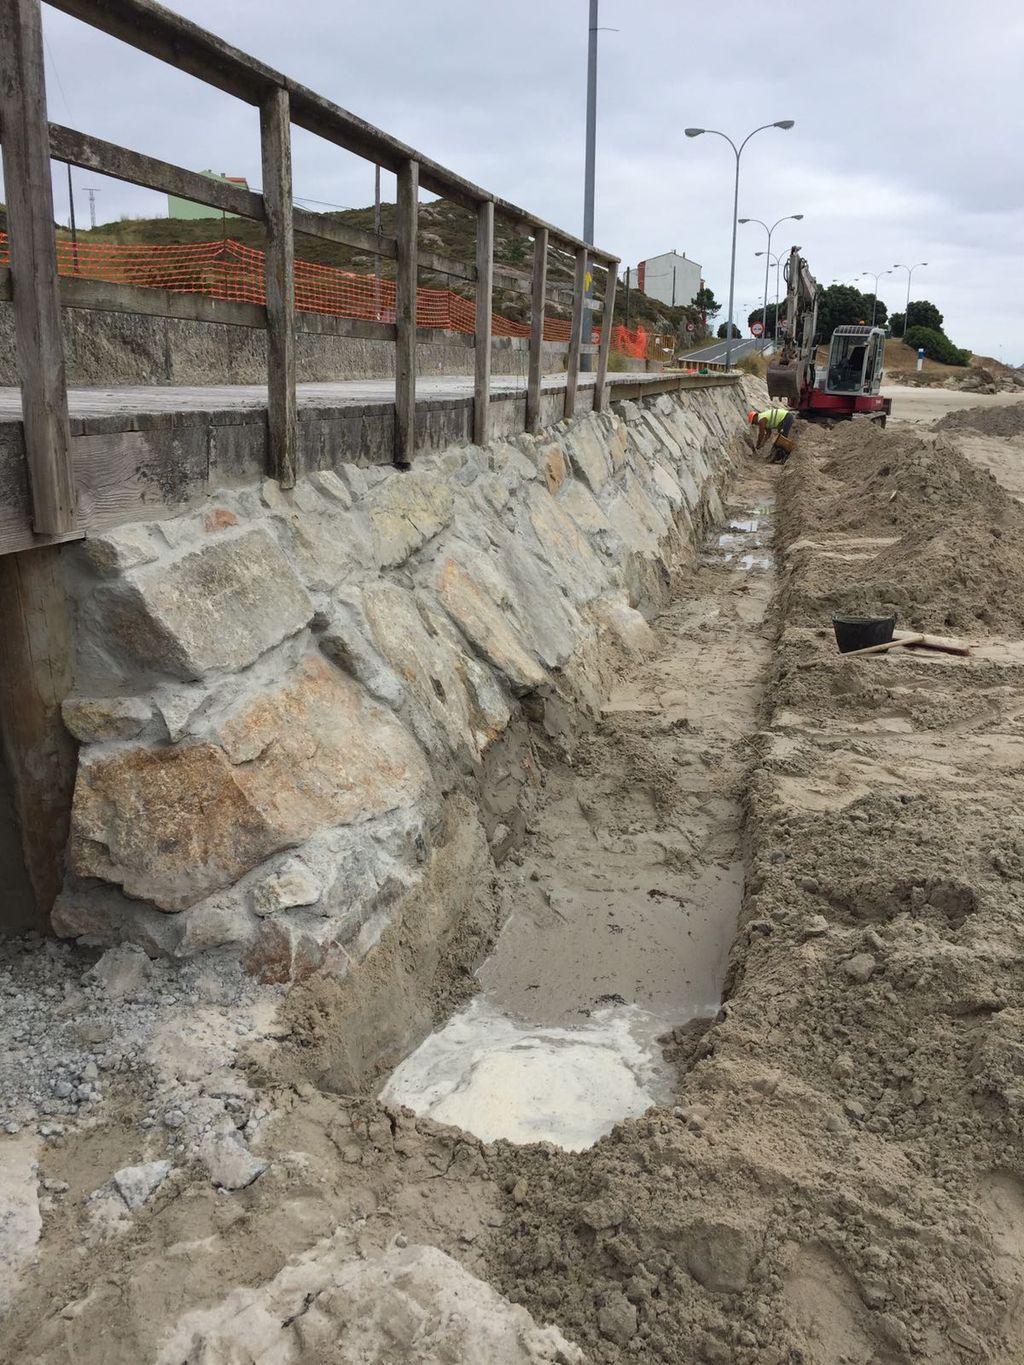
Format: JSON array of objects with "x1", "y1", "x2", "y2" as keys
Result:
[{"x1": 5, "y1": 0, "x2": 1023, "y2": 360}]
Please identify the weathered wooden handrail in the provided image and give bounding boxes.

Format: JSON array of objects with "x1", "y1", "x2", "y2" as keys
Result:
[{"x1": 0, "y1": 0, "x2": 621, "y2": 527}]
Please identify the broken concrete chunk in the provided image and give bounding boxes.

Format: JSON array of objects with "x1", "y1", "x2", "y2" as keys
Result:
[
  {"x1": 199, "y1": 1128, "x2": 267, "y2": 1190},
  {"x1": 87, "y1": 943, "x2": 152, "y2": 999},
  {"x1": 62, "y1": 695, "x2": 152, "y2": 744},
  {"x1": 94, "y1": 529, "x2": 314, "y2": 681},
  {"x1": 112, "y1": 1160, "x2": 171, "y2": 1210},
  {"x1": 157, "y1": 1240, "x2": 584, "y2": 1363},
  {"x1": 70, "y1": 654, "x2": 434, "y2": 911}
]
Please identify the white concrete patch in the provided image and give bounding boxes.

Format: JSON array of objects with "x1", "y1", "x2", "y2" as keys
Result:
[{"x1": 381, "y1": 999, "x2": 678, "y2": 1151}]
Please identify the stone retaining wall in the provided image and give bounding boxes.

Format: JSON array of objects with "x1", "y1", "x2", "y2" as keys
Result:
[
  {"x1": 52, "y1": 384, "x2": 749, "y2": 1062},
  {"x1": 0, "y1": 302, "x2": 558, "y2": 387}
]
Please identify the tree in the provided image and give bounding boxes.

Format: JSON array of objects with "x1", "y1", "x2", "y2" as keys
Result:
[
  {"x1": 889, "y1": 312, "x2": 905, "y2": 337},
  {"x1": 717, "y1": 321, "x2": 740, "y2": 339},
  {"x1": 904, "y1": 325, "x2": 970, "y2": 367},
  {"x1": 695, "y1": 286, "x2": 720, "y2": 320},
  {"x1": 906, "y1": 300, "x2": 943, "y2": 333},
  {"x1": 814, "y1": 284, "x2": 887, "y2": 341}
]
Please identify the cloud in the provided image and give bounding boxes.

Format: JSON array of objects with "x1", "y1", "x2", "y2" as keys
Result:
[{"x1": 0, "y1": 0, "x2": 1020, "y2": 360}]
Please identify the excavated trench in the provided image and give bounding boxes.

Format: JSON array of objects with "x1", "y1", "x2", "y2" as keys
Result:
[{"x1": 383, "y1": 465, "x2": 777, "y2": 1149}]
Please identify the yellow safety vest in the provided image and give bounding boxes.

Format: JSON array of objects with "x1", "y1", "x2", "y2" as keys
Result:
[{"x1": 757, "y1": 408, "x2": 788, "y2": 429}]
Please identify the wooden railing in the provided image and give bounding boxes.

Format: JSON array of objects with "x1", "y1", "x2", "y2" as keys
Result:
[{"x1": 0, "y1": 0, "x2": 620, "y2": 536}]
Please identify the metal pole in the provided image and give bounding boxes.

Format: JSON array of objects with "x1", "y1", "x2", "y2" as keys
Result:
[
  {"x1": 762, "y1": 226, "x2": 772, "y2": 350},
  {"x1": 724, "y1": 150, "x2": 740, "y2": 368},
  {"x1": 904, "y1": 272, "x2": 911, "y2": 336},
  {"x1": 65, "y1": 161, "x2": 78, "y2": 275},
  {"x1": 774, "y1": 255, "x2": 781, "y2": 338},
  {"x1": 581, "y1": 0, "x2": 598, "y2": 372},
  {"x1": 624, "y1": 265, "x2": 631, "y2": 328},
  {"x1": 373, "y1": 163, "x2": 381, "y2": 320}
]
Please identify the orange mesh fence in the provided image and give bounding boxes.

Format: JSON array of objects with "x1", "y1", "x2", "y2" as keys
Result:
[
  {"x1": 0, "y1": 232, "x2": 594, "y2": 344},
  {"x1": 610, "y1": 325, "x2": 677, "y2": 360}
]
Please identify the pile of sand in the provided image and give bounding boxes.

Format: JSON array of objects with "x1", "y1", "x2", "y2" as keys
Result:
[
  {"x1": 935, "y1": 402, "x2": 1024, "y2": 439},
  {"x1": 780, "y1": 422, "x2": 1024, "y2": 632}
]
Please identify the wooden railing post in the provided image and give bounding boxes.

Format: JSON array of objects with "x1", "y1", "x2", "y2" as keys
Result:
[
  {"x1": 0, "y1": 0, "x2": 76, "y2": 534},
  {"x1": 473, "y1": 199, "x2": 494, "y2": 447},
  {"x1": 564, "y1": 246, "x2": 588, "y2": 419},
  {"x1": 395, "y1": 158, "x2": 419, "y2": 467},
  {"x1": 593, "y1": 261, "x2": 618, "y2": 412},
  {"x1": 526, "y1": 227, "x2": 548, "y2": 435},
  {"x1": 259, "y1": 85, "x2": 297, "y2": 488}
]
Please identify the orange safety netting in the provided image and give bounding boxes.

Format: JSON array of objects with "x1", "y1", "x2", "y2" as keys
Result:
[
  {"x1": 0, "y1": 232, "x2": 592, "y2": 345},
  {"x1": 610, "y1": 325, "x2": 677, "y2": 360}
]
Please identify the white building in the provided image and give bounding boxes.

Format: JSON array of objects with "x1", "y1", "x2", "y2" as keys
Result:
[{"x1": 631, "y1": 251, "x2": 702, "y2": 308}]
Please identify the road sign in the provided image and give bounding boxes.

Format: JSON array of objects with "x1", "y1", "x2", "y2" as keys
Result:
[
  {"x1": 751, "y1": 321, "x2": 765, "y2": 338},
  {"x1": 685, "y1": 322, "x2": 696, "y2": 333}
]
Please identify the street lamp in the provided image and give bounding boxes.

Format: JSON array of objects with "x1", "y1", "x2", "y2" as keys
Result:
[
  {"x1": 858, "y1": 269, "x2": 893, "y2": 326},
  {"x1": 892, "y1": 262, "x2": 927, "y2": 338},
  {"x1": 755, "y1": 250, "x2": 782, "y2": 342},
  {"x1": 740, "y1": 213, "x2": 802, "y2": 350},
  {"x1": 685, "y1": 120, "x2": 795, "y2": 370}
]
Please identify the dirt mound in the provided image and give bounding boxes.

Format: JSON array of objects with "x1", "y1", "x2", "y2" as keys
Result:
[
  {"x1": 779, "y1": 423, "x2": 1024, "y2": 633},
  {"x1": 935, "y1": 402, "x2": 1024, "y2": 439}
]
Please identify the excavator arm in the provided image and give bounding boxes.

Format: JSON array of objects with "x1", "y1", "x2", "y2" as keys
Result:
[{"x1": 767, "y1": 246, "x2": 818, "y2": 407}]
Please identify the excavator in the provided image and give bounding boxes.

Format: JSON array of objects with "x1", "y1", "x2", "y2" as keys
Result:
[{"x1": 766, "y1": 247, "x2": 892, "y2": 425}]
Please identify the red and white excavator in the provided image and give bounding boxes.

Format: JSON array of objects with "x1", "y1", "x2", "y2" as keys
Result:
[{"x1": 767, "y1": 247, "x2": 891, "y2": 425}]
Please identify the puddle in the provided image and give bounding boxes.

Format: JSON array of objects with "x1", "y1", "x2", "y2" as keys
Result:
[
  {"x1": 713, "y1": 499, "x2": 774, "y2": 570},
  {"x1": 381, "y1": 999, "x2": 680, "y2": 1151},
  {"x1": 383, "y1": 484, "x2": 776, "y2": 1150}
]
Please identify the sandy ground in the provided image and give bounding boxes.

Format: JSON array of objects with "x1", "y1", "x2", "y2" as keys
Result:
[
  {"x1": 883, "y1": 383, "x2": 1024, "y2": 425},
  {"x1": 6, "y1": 394, "x2": 1024, "y2": 1362}
]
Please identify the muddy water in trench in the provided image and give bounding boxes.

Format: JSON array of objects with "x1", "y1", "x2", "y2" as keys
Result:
[{"x1": 384, "y1": 469, "x2": 776, "y2": 1150}]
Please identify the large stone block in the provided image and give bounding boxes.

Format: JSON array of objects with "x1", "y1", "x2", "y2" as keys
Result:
[
  {"x1": 361, "y1": 582, "x2": 510, "y2": 761},
  {"x1": 70, "y1": 654, "x2": 435, "y2": 910},
  {"x1": 365, "y1": 468, "x2": 454, "y2": 568},
  {"x1": 90, "y1": 529, "x2": 313, "y2": 681}
]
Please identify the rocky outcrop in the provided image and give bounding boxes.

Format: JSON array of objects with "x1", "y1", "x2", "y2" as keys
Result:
[{"x1": 54, "y1": 385, "x2": 749, "y2": 986}]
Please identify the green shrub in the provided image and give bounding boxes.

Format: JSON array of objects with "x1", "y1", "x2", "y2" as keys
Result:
[{"x1": 904, "y1": 325, "x2": 971, "y2": 367}]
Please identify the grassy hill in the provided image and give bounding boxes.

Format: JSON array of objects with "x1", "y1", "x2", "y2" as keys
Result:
[{"x1": 1, "y1": 199, "x2": 707, "y2": 338}]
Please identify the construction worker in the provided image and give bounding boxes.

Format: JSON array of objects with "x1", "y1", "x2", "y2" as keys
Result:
[{"x1": 747, "y1": 406, "x2": 794, "y2": 461}]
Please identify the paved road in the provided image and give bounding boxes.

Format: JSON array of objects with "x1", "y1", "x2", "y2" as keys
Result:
[{"x1": 682, "y1": 337, "x2": 762, "y2": 365}]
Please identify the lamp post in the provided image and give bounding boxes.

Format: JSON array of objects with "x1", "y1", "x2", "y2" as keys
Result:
[
  {"x1": 685, "y1": 120, "x2": 795, "y2": 370},
  {"x1": 755, "y1": 250, "x2": 782, "y2": 342},
  {"x1": 893, "y1": 261, "x2": 927, "y2": 338},
  {"x1": 858, "y1": 269, "x2": 893, "y2": 327},
  {"x1": 740, "y1": 213, "x2": 802, "y2": 350}
]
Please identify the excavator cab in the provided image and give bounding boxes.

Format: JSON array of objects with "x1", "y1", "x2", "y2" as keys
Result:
[{"x1": 825, "y1": 325, "x2": 886, "y2": 396}]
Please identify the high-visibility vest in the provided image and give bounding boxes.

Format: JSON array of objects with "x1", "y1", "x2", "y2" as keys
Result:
[{"x1": 757, "y1": 408, "x2": 788, "y2": 429}]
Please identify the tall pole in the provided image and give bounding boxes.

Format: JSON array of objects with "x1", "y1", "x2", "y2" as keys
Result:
[
  {"x1": 859, "y1": 269, "x2": 892, "y2": 327},
  {"x1": 740, "y1": 215, "x2": 802, "y2": 350},
  {"x1": 582, "y1": 0, "x2": 598, "y2": 372},
  {"x1": 894, "y1": 262, "x2": 927, "y2": 338},
  {"x1": 65, "y1": 161, "x2": 78, "y2": 275},
  {"x1": 726, "y1": 151, "x2": 739, "y2": 369},
  {"x1": 685, "y1": 121, "x2": 795, "y2": 370},
  {"x1": 373, "y1": 163, "x2": 382, "y2": 320}
]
